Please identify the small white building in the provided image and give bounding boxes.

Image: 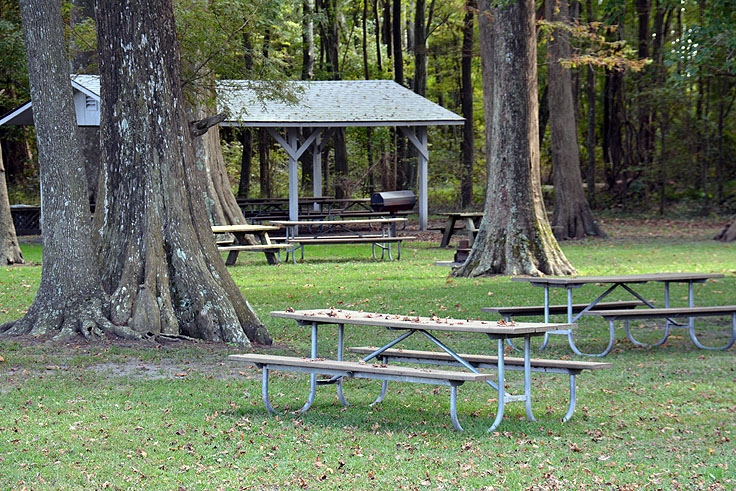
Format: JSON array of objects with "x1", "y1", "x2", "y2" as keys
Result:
[{"x1": 0, "y1": 74, "x2": 101, "y2": 126}]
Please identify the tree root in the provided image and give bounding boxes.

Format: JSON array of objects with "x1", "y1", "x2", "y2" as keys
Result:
[{"x1": 0, "y1": 296, "x2": 143, "y2": 342}]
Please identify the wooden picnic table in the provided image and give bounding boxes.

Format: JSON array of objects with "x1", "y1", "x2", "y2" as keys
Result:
[
  {"x1": 239, "y1": 197, "x2": 371, "y2": 218},
  {"x1": 254, "y1": 308, "x2": 577, "y2": 432},
  {"x1": 509, "y1": 272, "x2": 726, "y2": 356},
  {"x1": 211, "y1": 224, "x2": 288, "y2": 265},
  {"x1": 436, "y1": 212, "x2": 483, "y2": 248},
  {"x1": 270, "y1": 218, "x2": 413, "y2": 261}
]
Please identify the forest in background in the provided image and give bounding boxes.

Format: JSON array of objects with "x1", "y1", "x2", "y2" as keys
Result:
[{"x1": 0, "y1": 0, "x2": 734, "y2": 217}]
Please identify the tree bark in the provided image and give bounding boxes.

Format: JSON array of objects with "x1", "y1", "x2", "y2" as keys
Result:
[
  {"x1": 258, "y1": 128, "x2": 271, "y2": 197},
  {"x1": 452, "y1": 0, "x2": 575, "y2": 277},
  {"x1": 413, "y1": 0, "x2": 427, "y2": 97},
  {"x1": 715, "y1": 219, "x2": 736, "y2": 242},
  {"x1": 0, "y1": 143, "x2": 24, "y2": 265},
  {"x1": 2, "y1": 0, "x2": 131, "y2": 341},
  {"x1": 546, "y1": 0, "x2": 605, "y2": 240},
  {"x1": 237, "y1": 128, "x2": 252, "y2": 199},
  {"x1": 392, "y1": 0, "x2": 408, "y2": 188},
  {"x1": 94, "y1": 0, "x2": 270, "y2": 345},
  {"x1": 460, "y1": 0, "x2": 475, "y2": 208},
  {"x1": 585, "y1": 0, "x2": 596, "y2": 207},
  {"x1": 191, "y1": 108, "x2": 248, "y2": 228},
  {"x1": 302, "y1": 0, "x2": 315, "y2": 80}
]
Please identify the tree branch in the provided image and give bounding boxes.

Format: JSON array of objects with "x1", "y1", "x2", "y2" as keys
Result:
[{"x1": 189, "y1": 113, "x2": 227, "y2": 138}]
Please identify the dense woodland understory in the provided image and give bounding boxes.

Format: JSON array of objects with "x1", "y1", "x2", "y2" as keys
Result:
[{"x1": 1, "y1": 0, "x2": 734, "y2": 220}]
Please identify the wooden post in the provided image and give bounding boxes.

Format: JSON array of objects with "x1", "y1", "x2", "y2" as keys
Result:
[
  {"x1": 313, "y1": 129, "x2": 322, "y2": 211},
  {"x1": 287, "y1": 128, "x2": 299, "y2": 222},
  {"x1": 400, "y1": 125, "x2": 429, "y2": 230}
]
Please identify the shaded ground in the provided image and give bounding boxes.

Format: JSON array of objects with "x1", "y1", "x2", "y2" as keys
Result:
[{"x1": 0, "y1": 335, "x2": 268, "y2": 386}]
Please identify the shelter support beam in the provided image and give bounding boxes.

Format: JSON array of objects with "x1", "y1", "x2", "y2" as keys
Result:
[
  {"x1": 400, "y1": 126, "x2": 428, "y2": 230},
  {"x1": 266, "y1": 127, "x2": 325, "y2": 221}
]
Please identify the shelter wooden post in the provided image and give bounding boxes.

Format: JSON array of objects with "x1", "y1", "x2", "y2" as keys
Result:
[
  {"x1": 401, "y1": 126, "x2": 429, "y2": 230},
  {"x1": 287, "y1": 128, "x2": 299, "y2": 221},
  {"x1": 313, "y1": 130, "x2": 322, "y2": 210},
  {"x1": 267, "y1": 127, "x2": 322, "y2": 222}
]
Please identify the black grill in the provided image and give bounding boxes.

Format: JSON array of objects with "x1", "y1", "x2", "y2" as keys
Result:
[{"x1": 370, "y1": 190, "x2": 416, "y2": 213}]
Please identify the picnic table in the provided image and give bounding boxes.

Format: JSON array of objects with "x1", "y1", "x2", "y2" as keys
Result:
[
  {"x1": 231, "y1": 308, "x2": 588, "y2": 432},
  {"x1": 270, "y1": 218, "x2": 413, "y2": 261},
  {"x1": 211, "y1": 224, "x2": 288, "y2": 265},
  {"x1": 238, "y1": 197, "x2": 371, "y2": 219},
  {"x1": 436, "y1": 212, "x2": 483, "y2": 248},
  {"x1": 507, "y1": 273, "x2": 730, "y2": 356}
]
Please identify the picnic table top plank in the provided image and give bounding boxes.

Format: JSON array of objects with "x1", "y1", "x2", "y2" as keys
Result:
[
  {"x1": 511, "y1": 272, "x2": 724, "y2": 286},
  {"x1": 271, "y1": 308, "x2": 575, "y2": 335},
  {"x1": 438, "y1": 212, "x2": 483, "y2": 218},
  {"x1": 270, "y1": 218, "x2": 407, "y2": 226}
]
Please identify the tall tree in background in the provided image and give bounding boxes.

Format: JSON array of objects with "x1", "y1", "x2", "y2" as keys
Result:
[
  {"x1": 318, "y1": 0, "x2": 349, "y2": 198},
  {"x1": 0, "y1": 142, "x2": 24, "y2": 265},
  {"x1": 393, "y1": 0, "x2": 408, "y2": 188},
  {"x1": 453, "y1": 0, "x2": 575, "y2": 277},
  {"x1": 2, "y1": 0, "x2": 128, "y2": 340},
  {"x1": 302, "y1": 0, "x2": 315, "y2": 80},
  {"x1": 94, "y1": 0, "x2": 270, "y2": 345},
  {"x1": 546, "y1": 0, "x2": 606, "y2": 240},
  {"x1": 459, "y1": 0, "x2": 474, "y2": 208}
]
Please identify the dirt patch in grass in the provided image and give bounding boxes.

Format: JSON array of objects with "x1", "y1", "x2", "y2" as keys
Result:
[{"x1": 0, "y1": 335, "x2": 289, "y2": 382}]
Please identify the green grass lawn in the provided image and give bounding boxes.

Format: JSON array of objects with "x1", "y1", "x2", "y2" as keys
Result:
[{"x1": 1, "y1": 219, "x2": 735, "y2": 490}]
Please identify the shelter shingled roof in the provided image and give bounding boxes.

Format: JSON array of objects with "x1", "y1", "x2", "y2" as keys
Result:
[{"x1": 217, "y1": 79, "x2": 464, "y2": 128}]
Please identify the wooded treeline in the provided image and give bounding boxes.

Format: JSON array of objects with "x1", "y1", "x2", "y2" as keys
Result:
[{"x1": 1, "y1": 0, "x2": 735, "y2": 217}]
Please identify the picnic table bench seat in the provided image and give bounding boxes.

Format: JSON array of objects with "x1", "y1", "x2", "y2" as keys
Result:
[
  {"x1": 288, "y1": 236, "x2": 414, "y2": 244},
  {"x1": 217, "y1": 244, "x2": 292, "y2": 252},
  {"x1": 482, "y1": 300, "x2": 645, "y2": 319},
  {"x1": 229, "y1": 353, "x2": 494, "y2": 431},
  {"x1": 584, "y1": 305, "x2": 736, "y2": 350},
  {"x1": 348, "y1": 346, "x2": 611, "y2": 422}
]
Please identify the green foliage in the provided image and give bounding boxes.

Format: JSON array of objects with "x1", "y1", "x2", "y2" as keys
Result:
[
  {"x1": 538, "y1": 19, "x2": 648, "y2": 71},
  {"x1": 174, "y1": 0, "x2": 296, "y2": 103}
]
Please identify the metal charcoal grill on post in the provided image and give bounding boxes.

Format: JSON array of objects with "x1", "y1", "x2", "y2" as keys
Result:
[{"x1": 370, "y1": 190, "x2": 417, "y2": 213}]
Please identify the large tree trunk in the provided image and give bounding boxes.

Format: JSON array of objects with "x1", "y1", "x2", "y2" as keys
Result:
[
  {"x1": 237, "y1": 128, "x2": 252, "y2": 199},
  {"x1": 392, "y1": 0, "x2": 408, "y2": 189},
  {"x1": 460, "y1": 0, "x2": 475, "y2": 208},
  {"x1": 0, "y1": 144, "x2": 24, "y2": 265},
  {"x1": 413, "y1": 0, "x2": 427, "y2": 97},
  {"x1": 715, "y1": 219, "x2": 736, "y2": 242},
  {"x1": 302, "y1": 0, "x2": 315, "y2": 80},
  {"x1": 2, "y1": 0, "x2": 134, "y2": 341},
  {"x1": 191, "y1": 110, "x2": 248, "y2": 228},
  {"x1": 547, "y1": 0, "x2": 606, "y2": 240},
  {"x1": 94, "y1": 0, "x2": 270, "y2": 346},
  {"x1": 585, "y1": 0, "x2": 597, "y2": 207},
  {"x1": 452, "y1": 0, "x2": 575, "y2": 277}
]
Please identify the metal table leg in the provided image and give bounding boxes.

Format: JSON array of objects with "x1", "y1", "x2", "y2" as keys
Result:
[
  {"x1": 488, "y1": 338, "x2": 505, "y2": 433},
  {"x1": 300, "y1": 322, "x2": 318, "y2": 412}
]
